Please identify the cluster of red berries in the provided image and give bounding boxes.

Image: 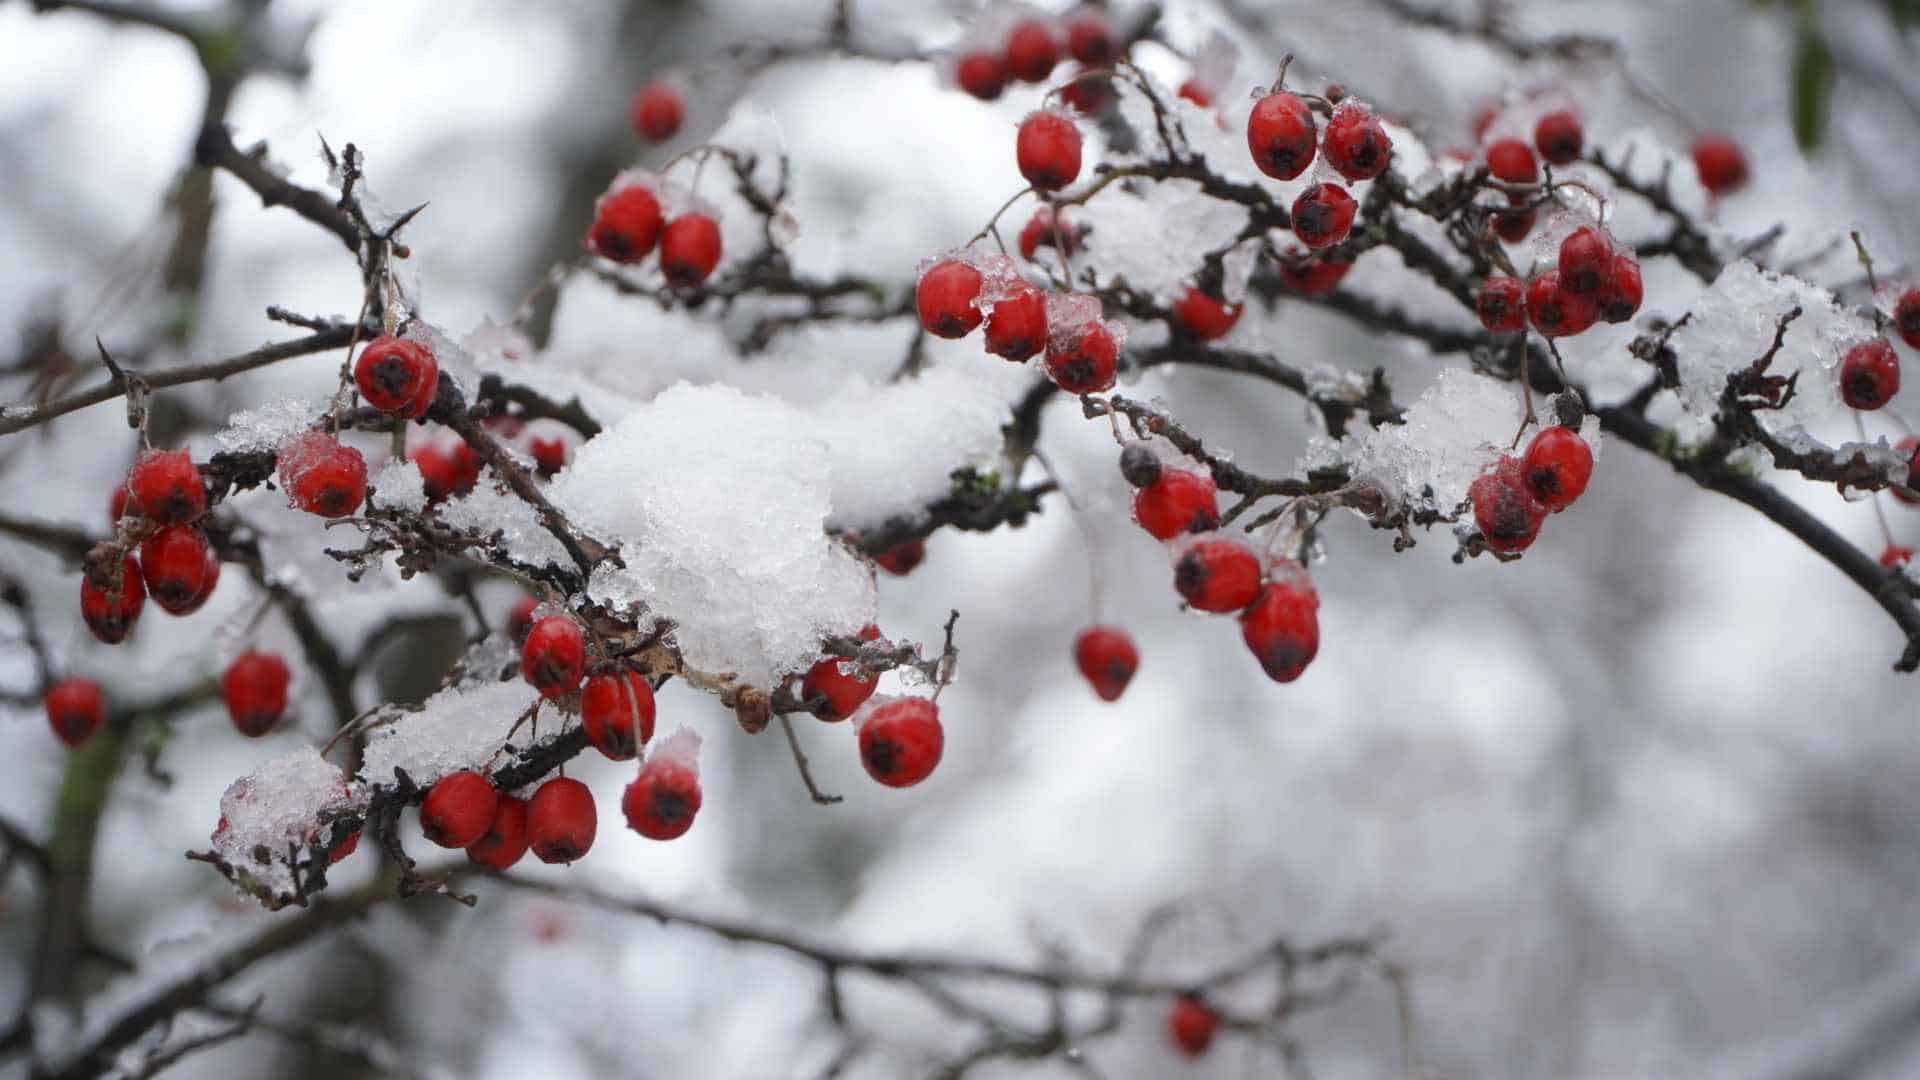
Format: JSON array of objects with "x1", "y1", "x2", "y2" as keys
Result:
[
  {"x1": 916, "y1": 252, "x2": 1125, "y2": 396},
  {"x1": 788, "y1": 622, "x2": 948, "y2": 787},
  {"x1": 1247, "y1": 89, "x2": 1391, "y2": 251},
  {"x1": 1468, "y1": 424, "x2": 1595, "y2": 554},
  {"x1": 586, "y1": 179, "x2": 723, "y2": 289},
  {"x1": 950, "y1": 8, "x2": 1118, "y2": 104},
  {"x1": 629, "y1": 78, "x2": 684, "y2": 143},
  {"x1": 1473, "y1": 225, "x2": 1642, "y2": 339},
  {"x1": 1477, "y1": 109, "x2": 1583, "y2": 243}
]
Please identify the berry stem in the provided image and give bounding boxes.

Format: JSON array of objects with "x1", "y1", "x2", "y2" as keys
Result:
[
  {"x1": 967, "y1": 185, "x2": 1036, "y2": 255},
  {"x1": 1851, "y1": 230, "x2": 1890, "y2": 334}
]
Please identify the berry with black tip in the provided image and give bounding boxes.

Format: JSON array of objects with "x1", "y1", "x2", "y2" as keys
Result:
[
  {"x1": 581, "y1": 668, "x2": 655, "y2": 759},
  {"x1": 1045, "y1": 319, "x2": 1119, "y2": 394},
  {"x1": 521, "y1": 615, "x2": 587, "y2": 699},
  {"x1": 1174, "y1": 538, "x2": 1263, "y2": 613},
  {"x1": 1522, "y1": 426, "x2": 1593, "y2": 512},
  {"x1": 1533, "y1": 111, "x2": 1583, "y2": 166},
  {"x1": 1598, "y1": 254, "x2": 1643, "y2": 324},
  {"x1": 630, "y1": 80, "x2": 683, "y2": 142},
  {"x1": 420, "y1": 771, "x2": 498, "y2": 849},
  {"x1": 223, "y1": 650, "x2": 291, "y2": 737},
  {"x1": 126, "y1": 450, "x2": 205, "y2": 525},
  {"x1": 467, "y1": 795, "x2": 529, "y2": 871},
  {"x1": 1247, "y1": 92, "x2": 1316, "y2": 180},
  {"x1": 1065, "y1": 11, "x2": 1117, "y2": 65},
  {"x1": 355, "y1": 336, "x2": 438, "y2": 419},
  {"x1": 859, "y1": 697, "x2": 944, "y2": 787},
  {"x1": 1321, "y1": 104, "x2": 1392, "y2": 181},
  {"x1": 140, "y1": 525, "x2": 212, "y2": 615},
  {"x1": 1895, "y1": 288, "x2": 1920, "y2": 350},
  {"x1": 916, "y1": 259, "x2": 985, "y2": 339},
  {"x1": 1291, "y1": 183, "x2": 1357, "y2": 249},
  {"x1": 527, "y1": 776, "x2": 597, "y2": 864},
  {"x1": 874, "y1": 538, "x2": 926, "y2": 576},
  {"x1": 1004, "y1": 20, "x2": 1059, "y2": 83},
  {"x1": 1471, "y1": 457, "x2": 1547, "y2": 553},
  {"x1": 1133, "y1": 469, "x2": 1218, "y2": 539},
  {"x1": 587, "y1": 186, "x2": 663, "y2": 263},
  {"x1": 955, "y1": 51, "x2": 1007, "y2": 101},
  {"x1": 1016, "y1": 110, "x2": 1083, "y2": 191},
  {"x1": 1240, "y1": 570, "x2": 1319, "y2": 683},
  {"x1": 1073, "y1": 626, "x2": 1139, "y2": 702},
  {"x1": 1558, "y1": 226, "x2": 1612, "y2": 294},
  {"x1": 1526, "y1": 270, "x2": 1599, "y2": 337},
  {"x1": 45, "y1": 678, "x2": 104, "y2": 748},
  {"x1": 1476, "y1": 276, "x2": 1527, "y2": 333},
  {"x1": 1840, "y1": 339, "x2": 1900, "y2": 411},
  {"x1": 624, "y1": 755, "x2": 702, "y2": 840},
  {"x1": 279, "y1": 432, "x2": 366, "y2": 518},
  {"x1": 802, "y1": 624, "x2": 883, "y2": 720},
  {"x1": 80, "y1": 555, "x2": 144, "y2": 644},
  {"x1": 660, "y1": 213, "x2": 723, "y2": 288},
  {"x1": 985, "y1": 283, "x2": 1049, "y2": 361}
]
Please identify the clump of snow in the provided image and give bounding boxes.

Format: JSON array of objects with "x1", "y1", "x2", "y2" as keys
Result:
[
  {"x1": 438, "y1": 482, "x2": 572, "y2": 571},
  {"x1": 812, "y1": 367, "x2": 1009, "y2": 531},
  {"x1": 1075, "y1": 178, "x2": 1250, "y2": 303},
  {"x1": 369, "y1": 458, "x2": 427, "y2": 513},
  {"x1": 359, "y1": 678, "x2": 537, "y2": 788},
  {"x1": 216, "y1": 398, "x2": 323, "y2": 454},
  {"x1": 1300, "y1": 367, "x2": 1527, "y2": 514},
  {"x1": 648, "y1": 726, "x2": 702, "y2": 771},
  {"x1": 209, "y1": 746, "x2": 350, "y2": 905}
]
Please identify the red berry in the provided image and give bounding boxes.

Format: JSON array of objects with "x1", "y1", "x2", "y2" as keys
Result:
[
  {"x1": 1692, "y1": 135, "x2": 1749, "y2": 195},
  {"x1": 1168, "y1": 994, "x2": 1220, "y2": 1058},
  {"x1": 139, "y1": 525, "x2": 212, "y2": 615},
  {"x1": 630, "y1": 80, "x2": 683, "y2": 142},
  {"x1": 278, "y1": 431, "x2": 366, "y2": 518},
  {"x1": 587, "y1": 186, "x2": 664, "y2": 264},
  {"x1": 802, "y1": 624, "x2": 883, "y2": 720},
  {"x1": 623, "y1": 756, "x2": 702, "y2": 840},
  {"x1": 581, "y1": 669, "x2": 655, "y2": 759},
  {"x1": 1059, "y1": 67, "x2": 1114, "y2": 115},
  {"x1": 1525, "y1": 270, "x2": 1599, "y2": 338},
  {"x1": 1533, "y1": 111, "x2": 1584, "y2": 166},
  {"x1": 1291, "y1": 183, "x2": 1357, "y2": 249},
  {"x1": 526, "y1": 776, "x2": 597, "y2": 864},
  {"x1": 1485, "y1": 138, "x2": 1538, "y2": 184},
  {"x1": 1558, "y1": 226, "x2": 1612, "y2": 294},
  {"x1": 1174, "y1": 538, "x2": 1263, "y2": 613},
  {"x1": 410, "y1": 445, "x2": 460, "y2": 503},
  {"x1": 467, "y1": 795, "x2": 529, "y2": 871},
  {"x1": 1471, "y1": 457, "x2": 1548, "y2": 553},
  {"x1": 1004, "y1": 20, "x2": 1058, "y2": 83},
  {"x1": 1471, "y1": 104, "x2": 1500, "y2": 143},
  {"x1": 955, "y1": 51, "x2": 1007, "y2": 101},
  {"x1": 1895, "y1": 289, "x2": 1920, "y2": 351},
  {"x1": 109, "y1": 485, "x2": 131, "y2": 525},
  {"x1": 1597, "y1": 254, "x2": 1643, "y2": 324},
  {"x1": 420, "y1": 771, "x2": 499, "y2": 849},
  {"x1": 1016, "y1": 110, "x2": 1082, "y2": 192},
  {"x1": 1240, "y1": 570, "x2": 1319, "y2": 683},
  {"x1": 916, "y1": 259, "x2": 985, "y2": 339},
  {"x1": 859, "y1": 697, "x2": 944, "y2": 788},
  {"x1": 1018, "y1": 207, "x2": 1078, "y2": 262},
  {"x1": 1133, "y1": 469, "x2": 1219, "y2": 539},
  {"x1": 660, "y1": 213, "x2": 723, "y2": 288},
  {"x1": 1177, "y1": 79, "x2": 1213, "y2": 108},
  {"x1": 1893, "y1": 435, "x2": 1920, "y2": 506},
  {"x1": 1276, "y1": 256, "x2": 1351, "y2": 296},
  {"x1": 126, "y1": 450, "x2": 205, "y2": 526},
  {"x1": 184, "y1": 549, "x2": 220, "y2": 614},
  {"x1": 1492, "y1": 204, "x2": 1535, "y2": 244},
  {"x1": 522, "y1": 615, "x2": 586, "y2": 699},
  {"x1": 1321, "y1": 104, "x2": 1392, "y2": 181},
  {"x1": 1882, "y1": 544, "x2": 1915, "y2": 570},
  {"x1": 1840, "y1": 339, "x2": 1901, "y2": 411},
  {"x1": 355, "y1": 336, "x2": 439, "y2": 419},
  {"x1": 1045, "y1": 320, "x2": 1119, "y2": 394},
  {"x1": 1522, "y1": 426, "x2": 1594, "y2": 511},
  {"x1": 1072, "y1": 625, "x2": 1139, "y2": 702},
  {"x1": 874, "y1": 538, "x2": 926, "y2": 576},
  {"x1": 1476, "y1": 275, "x2": 1527, "y2": 333},
  {"x1": 1247, "y1": 92, "x2": 1317, "y2": 180},
  {"x1": 80, "y1": 555, "x2": 144, "y2": 644},
  {"x1": 507, "y1": 596, "x2": 540, "y2": 642},
  {"x1": 223, "y1": 650, "x2": 291, "y2": 737},
  {"x1": 1172, "y1": 287, "x2": 1242, "y2": 341},
  {"x1": 530, "y1": 436, "x2": 567, "y2": 478},
  {"x1": 1065, "y1": 12, "x2": 1117, "y2": 65},
  {"x1": 327, "y1": 828, "x2": 360, "y2": 864},
  {"x1": 45, "y1": 677, "x2": 104, "y2": 748},
  {"x1": 985, "y1": 283, "x2": 1049, "y2": 362}
]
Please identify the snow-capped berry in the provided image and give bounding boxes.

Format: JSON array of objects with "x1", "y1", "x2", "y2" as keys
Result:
[
  {"x1": 1882, "y1": 544, "x2": 1915, "y2": 570},
  {"x1": 1004, "y1": 20, "x2": 1059, "y2": 83},
  {"x1": 1558, "y1": 226, "x2": 1612, "y2": 294},
  {"x1": 1321, "y1": 104, "x2": 1392, "y2": 181},
  {"x1": 1598, "y1": 254, "x2": 1643, "y2": 324},
  {"x1": 624, "y1": 755, "x2": 702, "y2": 840},
  {"x1": 410, "y1": 445, "x2": 459, "y2": 503},
  {"x1": 1172, "y1": 287, "x2": 1242, "y2": 342},
  {"x1": 1133, "y1": 469, "x2": 1219, "y2": 539},
  {"x1": 581, "y1": 668, "x2": 655, "y2": 759},
  {"x1": 955, "y1": 51, "x2": 1007, "y2": 101},
  {"x1": 874, "y1": 538, "x2": 926, "y2": 576},
  {"x1": 1276, "y1": 256, "x2": 1351, "y2": 296},
  {"x1": 1471, "y1": 457, "x2": 1547, "y2": 553},
  {"x1": 1240, "y1": 571, "x2": 1319, "y2": 683},
  {"x1": 1065, "y1": 10, "x2": 1117, "y2": 65},
  {"x1": 1526, "y1": 270, "x2": 1599, "y2": 337},
  {"x1": 587, "y1": 186, "x2": 663, "y2": 263},
  {"x1": 1044, "y1": 320, "x2": 1119, "y2": 394},
  {"x1": 859, "y1": 697, "x2": 944, "y2": 788},
  {"x1": 507, "y1": 595, "x2": 540, "y2": 642},
  {"x1": 1247, "y1": 92, "x2": 1317, "y2": 180},
  {"x1": 354, "y1": 336, "x2": 438, "y2": 419},
  {"x1": 1118, "y1": 443, "x2": 1162, "y2": 488},
  {"x1": 278, "y1": 431, "x2": 366, "y2": 518},
  {"x1": 1019, "y1": 207, "x2": 1077, "y2": 261},
  {"x1": 802, "y1": 624, "x2": 883, "y2": 721},
  {"x1": 1174, "y1": 538, "x2": 1263, "y2": 613},
  {"x1": 1522, "y1": 426, "x2": 1593, "y2": 512},
  {"x1": 1291, "y1": 183, "x2": 1357, "y2": 249},
  {"x1": 80, "y1": 555, "x2": 144, "y2": 644},
  {"x1": 1178, "y1": 79, "x2": 1213, "y2": 108},
  {"x1": 1492, "y1": 204, "x2": 1535, "y2": 244},
  {"x1": 1476, "y1": 276, "x2": 1527, "y2": 333},
  {"x1": 1533, "y1": 111, "x2": 1584, "y2": 166},
  {"x1": 222, "y1": 650, "x2": 290, "y2": 737},
  {"x1": 527, "y1": 776, "x2": 596, "y2": 864},
  {"x1": 1016, "y1": 110, "x2": 1082, "y2": 191},
  {"x1": 530, "y1": 436, "x2": 567, "y2": 477},
  {"x1": 139, "y1": 525, "x2": 212, "y2": 615},
  {"x1": 467, "y1": 795, "x2": 528, "y2": 871},
  {"x1": 1895, "y1": 289, "x2": 1920, "y2": 351},
  {"x1": 1893, "y1": 435, "x2": 1920, "y2": 506},
  {"x1": 1692, "y1": 135, "x2": 1748, "y2": 195},
  {"x1": 916, "y1": 259, "x2": 984, "y2": 339},
  {"x1": 661, "y1": 214, "x2": 723, "y2": 288},
  {"x1": 630, "y1": 80, "x2": 683, "y2": 142},
  {"x1": 984, "y1": 283, "x2": 1049, "y2": 361},
  {"x1": 45, "y1": 678, "x2": 104, "y2": 748},
  {"x1": 1485, "y1": 138, "x2": 1538, "y2": 184},
  {"x1": 1168, "y1": 994, "x2": 1220, "y2": 1058},
  {"x1": 420, "y1": 771, "x2": 498, "y2": 849},
  {"x1": 126, "y1": 449, "x2": 204, "y2": 526},
  {"x1": 521, "y1": 615, "x2": 587, "y2": 699},
  {"x1": 1840, "y1": 339, "x2": 1900, "y2": 411},
  {"x1": 1073, "y1": 626, "x2": 1138, "y2": 702}
]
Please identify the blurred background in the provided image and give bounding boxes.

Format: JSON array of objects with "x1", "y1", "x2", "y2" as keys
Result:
[{"x1": 2, "y1": 0, "x2": 1920, "y2": 1077}]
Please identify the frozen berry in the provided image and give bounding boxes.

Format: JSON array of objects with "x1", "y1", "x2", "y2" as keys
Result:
[
  {"x1": 126, "y1": 449, "x2": 204, "y2": 526},
  {"x1": 1277, "y1": 257, "x2": 1351, "y2": 296},
  {"x1": 1522, "y1": 426, "x2": 1593, "y2": 511},
  {"x1": 984, "y1": 283, "x2": 1049, "y2": 362},
  {"x1": 802, "y1": 624, "x2": 883, "y2": 720},
  {"x1": 278, "y1": 431, "x2": 366, "y2": 518},
  {"x1": 1896, "y1": 288, "x2": 1920, "y2": 351},
  {"x1": 507, "y1": 595, "x2": 539, "y2": 642},
  {"x1": 1073, "y1": 625, "x2": 1138, "y2": 702},
  {"x1": 1065, "y1": 11, "x2": 1117, "y2": 65},
  {"x1": 80, "y1": 555, "x2": 144, "y2": 644},
  {"x1": 326, "y1": 828, "x2": 360, "y2": 864},
  {"x1": 1172, "y1": 287, "x2": 1242, "y2": 341},
  {"x1": 661, "y1": 214, "x2": 723, "y2": 288},
  {"x1": 45, "y1": 677, "x2": 104, "y2": 748},
  {"x1": 1168, "y1": 994, "x2": 1220, "y2": 1058},
  {"x1": 1118, "y1": 443, "x2": 1161, "y2": 488},
  {"x1": 1893, "y1": 435, "x2": 1920, "y2": 506},
  {"x1": 1248, "y1": 92, "x2": 1317, "y2": 180},
  {"x1": 1240, "y1": 570, "x2": 1319, "y2": 683},
  {"x1": 1558, "y1": 226, "x2": 1612, "y2": 294},
  {"x1": 522, "y1": 615, "x2": 587, "y2": 699},
  {"x1": 530, "y1": 436, "x2": 567, "y2": 477},
  {"x1": 1485, "y1": 138, "x2": 1538, "y2": 184},
  {"x1": 1840, "y1": 339, "x2": 1900, "y2": 411},
  {"x1": 420, "y1": 771, "x2": 498, "y2": 849},
  {"x1": 467, "y1": 795, "x2": 529, "y2": 871},
  {"x1": 527, "y1": 776, "x2": 596, "y2": 864},
  {"x1": 859, "y1": 697, "x2": 944, "y2": 788},
  {"x1": 874, "y1": 538, "x2": 926, "y2": 576},
  {"x1": 587, "y1": 185, "x2": 663, "y2": 263},
  {"x1": 955, "y1": 51, "x2": 1007, "y2": 101},
  {"x1": 1692, "y1": 135, "x2": 1748, "y2": 195},
  {"x1": 1291, "y1": 183, "x2": 1357, "y2": 249},
  {"x1": 1016, "y1": 110, "x2": 1082, "y2": 191},
  {"x1": 1004, "y1": 20, "x2": 1058, "y2": 83},
  {"x1": 1476, "y1": 275, "x2": 1527, "y2": 333},
  {"x1": 1882, "y1": 544, "x2": 1915, "y2": 570},
  {"x1": 1174, "y1": 538, "x2": 1263, "y2": 613},
  {"x1": 1045, "y1": 320, "x2": 1119, "y2": 394},
  {"x1": 1597, "y1": 254, "x2": 1643, "y2": 324},
  {"x1": 1019, "y1": 207, "x2": 1078, "y2": 261},
  {"x1": 1492, "y1": 204, "x2": 1535, "y2": 244},
  {"x1": 410, "y1": 445, "x2": 459, "y2": 503},
  {"x1": 1471, "y1": 457, "x2": 1547, "y2": 553},
  {"x1": 1321, "y1": 103, "x2": 1392, "y2": 181},
  {"x1": 581, "y1": 668, "x2": 655, "y2": 759},
  {"x1": 630, "y1": 80, "x2": 683, "y2": 142},
  {"x1": 1526, "y1": 270, "x2": 1599, "y2": 337},
  {"x1": 1533, "y1": 110, "x2": 1583, "y2": 166},
  {"x1": 355, "y1": 336, "x2": 438, "y2": 419},
  {"x1": 624, "y1": 754, "x2": 702, "y2": 840},
  {"x1": 916, "y1": 259, "x2": 984, "y2": 339},
  {"x1": 1133, "y1": 469, "x2": 1218, "y2": 539},
  {"x1": 223, "y1": 650, "x2": 291, "y2": 737},
  {"x1": 139, "y1": 525, "x2": 212, "y2": 615},
  {"x1": 184, "y1": 549, "x2": 220, "y2": 614}
]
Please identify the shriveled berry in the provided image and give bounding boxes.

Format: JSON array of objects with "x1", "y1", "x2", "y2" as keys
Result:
[
  {"x1": 1533, "y1": 110, "x2": 1583, "y2": 166},
  {"x1": 1558, "y1": 226, "x2": 1612, "y2": 294},
  {"x1": 1895, "y1": 289, "x2": 1920, "y2": 351},
  {"x1": 527, "y1": 776, "x2": 596, "y2": 864},
  {"x1": 223, "y1": 650, "x2": 291, "y2": 737},
  {"x1": 1172, "y1": 287, "x2": 1242, "y2": 341},
  {"x1": 80, "y1": 555, "x2": 144, "y2": 644},
  {"x1": 1485, "y1": 138, "x2": 1538, "y2": 184},
  {"x1": 1291, "y1": 183, "x2": 1357, "y2": 249},
  {"x1": 1277, "y1": 256, "x2": 1351, "y2": 296},
  {"x1": 874, "y1": 538, "x2": 926, "y2": 576},
  {"x1": 1018, "y1": 207, "x2": 1077, "y2": 261},
  {"x1": 661, "y1": 214, "x2": 723, "y2": 288},
  {"x1": 859, "y1": 697, "x2": 944, "y2": 788},
  {"x1": 1597, "y1": 254, "x2": 1643, "y2": 324},
  {"x1": 630, "y1": 80, "x2": 683, "y2": 142},
  {"x1": 1526, "y1": 270, "x2": 1599, "y2": 337},
  {"x1": 587, "y1": 186, "x2": 663, "y2": 263},
  {"x1": 522, "y1": 615, "x2": 587, "y2": 699},
  {"x1": 1247, "y1": 92, "x2": 1317, "y2": 180},
  {"x1": 1240, "y1": 571, "x2": 1319, "y2": 683},
  {"x1": 1321, "y1": 104, "x2": 1392, "y2": 181},
  {"x1": 467, "y1": 795, "x2": 528, "y2": 871},
  {"x1": 984, "y1": 283, "x2": 1049, "y2": 361},
  {"x1": 1892, "y1": 435, "x2": 1920, "y2": 506},
  {"x1": 1004, "y1": 20, "x2": 1058, "y2": 83},
  {"x1": 1168, "y1": 994, "x2": 1220, "y2": 1058},
  {"x1": 420, "y1": 771, "x2": 498, "y2": 849},
  {"x1": 140, "y1": 525, "x2": 212, "y2": 615},
  {"x1": 916, "y1": 259, "x2": 985, "y2": 338},
  {"x1": 1044, "y1": 320, "x2": 1119, "y2": 394},
  {"x1": 1073, "y1": 625, "x2": 1138, "y2": 702},
  {"x1": 581, "y1": 668, "x2": 655, "y2": 759},
  {"x1": 624, "y1": 756, "x2": 702, "y2": 840},
  {"x1": 1476, "y1": 276, "x2": 1527, "y2": 333},
  {"x1": 1174, "y1": 538, "x2": 1263, "y2": 613},
  {"x1": 126, "y1": 450, "x2": 205, "y2": 526},
  {"x1": 507, "y1": 595, "x2": 539, "y2": 642},
  {"x1": 955, "y1": 51, "x2": 1007, "y2": 101},
  {"x1": 1471, "y1": 457, "x2": 1547, "y2": 553},
  {"x1": 1692, "y1": 135, "x2": 1748, "y2": 195},
  {"x1": 410, "y1": 445, "x2": 459, "y2": 503},
  {"x1": 1118, "y1": 443, "x2": 1161, "y2": 488},
  {"x1": 1492, "y1": 204, "x2": 1535, "y2": 244},
  {"x1": 279, "y1": 431, "x2": 366, "y2": 518},
  {"x1": 1522, "y1": 426, "x2": 1593, "y2": 512},
  {"x1": 45, "y1": 677, "x2": 104, "y2": 748},
  {"x1": 1065, "y1": 11, "x2": 1117, "y2": 65},
  {"x1": 802, "y1": 624, "x2": 883, "y2": 721},
  {"x1": 1840, "y1": 339, "x2": 1900, "y2": 411},
  {"x1": 1016, "y1": 110, "x2": 1082, "y2": 191},
  {"x1": 1133, "y1": 469, "x2": 1218, "y2": 539}
]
